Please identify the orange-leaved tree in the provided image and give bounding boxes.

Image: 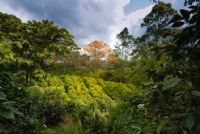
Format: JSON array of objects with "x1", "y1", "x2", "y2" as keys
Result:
[{"x1": 83, "y1": 40, "x2": 112, "y2": 77}]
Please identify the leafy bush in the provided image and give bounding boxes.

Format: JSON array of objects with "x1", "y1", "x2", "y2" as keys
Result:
[
  {"x1": 1, "y1": 71, "x2": 143, "y2": 133},
  {"x1": 36, "y1": 74, "x2": 141, "y2": 133},
  {"x1": 39, "y1": 122, "x2": 83, "y2": 134},
  {"x1": 105, "y1": 103, "x2": 157, "y2": 134},
  {"x1": 28, "y1": 86, "x2": 68, "y2": 127},
  {"x1": 0, "y1": 73, "x2": 43, "y2": 133},
  {"x1": 102, "y1": 82, "x2": 141, "y2": 101}
]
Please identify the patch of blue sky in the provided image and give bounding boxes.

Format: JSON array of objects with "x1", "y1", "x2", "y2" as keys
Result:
[{"x1": 124, "y1": 0, "x2": 153, "y2": 14}]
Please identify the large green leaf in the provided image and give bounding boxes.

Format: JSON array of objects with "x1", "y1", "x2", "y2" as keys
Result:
[
  {"x1": 162, "y1": 77, "x2": 181, "y2": 91},
  {"x1": 191, "y1": 90, "x2": 200, "y2": 97},
  {"x1": 184, "y1": 114, "x2": 195, "y2": 130},
  {"x1": 0, "y1": 91, "x2": 6, "y2": 100},
  {"x1": 0, "y1": 110, "x2": 15, "y2": 120}
]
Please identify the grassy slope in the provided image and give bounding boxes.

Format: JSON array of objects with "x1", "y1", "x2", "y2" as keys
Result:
[{"x1": 31, "y1": 73, "x2": 145, "y2": 133}]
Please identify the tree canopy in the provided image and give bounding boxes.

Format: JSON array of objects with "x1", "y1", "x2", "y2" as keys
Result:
[{"x1": 0, "y1": 1, "x2": 200, "y2": 134}]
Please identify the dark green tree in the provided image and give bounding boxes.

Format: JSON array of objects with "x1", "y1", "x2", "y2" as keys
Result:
[
  {"x1": 0, "y1": 13, "x2": 78, "y2": 83},
  {"x1": 115, "y1": 27, "x2": 134, "y2": 60},
  {"x1": 132, "y1": 2, "x2": 178, "y2": 83},
  {"x1": 131, "y1": 1, "x2": 200, "y2": 133}
]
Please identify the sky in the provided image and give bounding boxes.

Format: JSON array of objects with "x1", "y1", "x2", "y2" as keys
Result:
[{"x1": 0, "y1": 0, "x2": 184, "y2": 48}]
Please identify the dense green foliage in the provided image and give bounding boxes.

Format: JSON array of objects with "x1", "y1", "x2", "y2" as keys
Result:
[
  {"x1": 130, "y1": 1, "x2": 200, "y2": 134},
  {"x1": 1, "y1": 0, "x2": 200, "y2": 133},
  {"x1": 0, "y1": 70, "x2": 141, "y2": 133},
  {"x1": 0, "y1": 12, "x2": 77, "y2": 84}
]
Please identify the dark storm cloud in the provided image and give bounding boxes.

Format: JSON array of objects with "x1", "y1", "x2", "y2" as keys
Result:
[
  {"x1": 2, "y1": 0, "x2": 117, "y2": 46},
  {"x1": 5, "y1": 0, "x2": 82, "y2": 32}
]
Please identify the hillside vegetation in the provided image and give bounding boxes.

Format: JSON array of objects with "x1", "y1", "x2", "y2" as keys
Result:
[{"x1": 1, "y1": 1, "x2": 200, "y2": 134}]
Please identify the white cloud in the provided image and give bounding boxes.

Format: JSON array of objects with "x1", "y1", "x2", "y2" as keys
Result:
[
  {"x1": 171, "y1": 0, "x2": 185, "y2": 9},
  {"x1": 108, "y1": 5, "x2": 154, "y2": 48},
  {"x1": 75, "y1": 0, "x2": 153, "y2": 48},
  {"x1": 73, "y1": 0, "x2": 130, "y2": 46}
]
